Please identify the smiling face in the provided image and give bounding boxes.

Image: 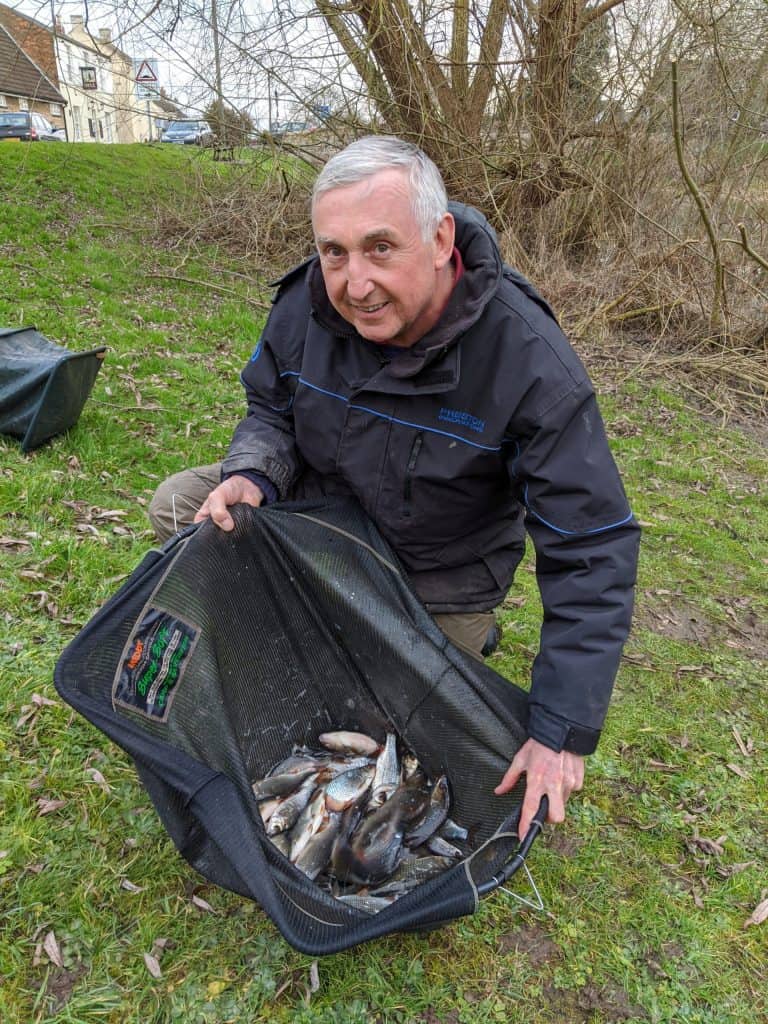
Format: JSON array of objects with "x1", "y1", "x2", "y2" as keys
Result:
[{"x1": 312, "y1": 168, "x2": 455, "y2": 348}]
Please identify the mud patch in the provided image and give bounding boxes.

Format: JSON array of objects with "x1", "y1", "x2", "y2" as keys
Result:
[
  {"x1": 37, "y1": 962, "x2": 88, "y2": 1014},
  {"x1": 634, "y1": 592, "x2": 768, "y2": 660},
  {"x1": 542, "y1": 978, "x2": 648, "y2": 1022},
  {"x1": 498, "y1": 923, "x2": 562, "y2": 965},
  {"x1": 418, "y1": 1009, "x2": 460, "y2": 1024}
]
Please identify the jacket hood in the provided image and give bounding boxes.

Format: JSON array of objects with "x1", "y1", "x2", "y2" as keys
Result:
[{"x1": 306, "y1": 203, "x2": 504, "y2": 378}]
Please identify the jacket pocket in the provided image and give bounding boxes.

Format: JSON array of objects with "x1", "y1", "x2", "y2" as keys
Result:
[{"x1": 402, "y1": 432, "x2": 424, "y2": 517}]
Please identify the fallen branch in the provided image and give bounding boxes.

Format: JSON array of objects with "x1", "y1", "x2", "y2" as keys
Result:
[{"x1": 147, "y1": 273, "x2": 270, "y2": 310}]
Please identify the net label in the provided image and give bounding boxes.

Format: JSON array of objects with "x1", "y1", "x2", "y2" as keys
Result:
[{"x1": 114, "y1": 608, "x2": 198, "y2": 721}]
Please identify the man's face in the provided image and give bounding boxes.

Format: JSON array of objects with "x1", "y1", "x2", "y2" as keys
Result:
[{"x1": 312, "y1": 169, "x2": 455, "y2": 348}]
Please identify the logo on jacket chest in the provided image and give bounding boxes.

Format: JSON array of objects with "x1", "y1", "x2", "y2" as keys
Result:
[{"x1": 437, "y1": 407, "x2": 486, "y2": 434}]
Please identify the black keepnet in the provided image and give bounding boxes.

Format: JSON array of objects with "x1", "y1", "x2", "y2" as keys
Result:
[
  {"x1": 55, "y1": 500, "x2": 532, "y2": 953},
  {"x1": 0, "y1": 326, "x2": 105, "y2": 451}
]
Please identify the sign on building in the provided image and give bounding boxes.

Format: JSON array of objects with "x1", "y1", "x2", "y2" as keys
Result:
[{"x1": 81, "y1": 66, "x2": 97, "y2": 90}]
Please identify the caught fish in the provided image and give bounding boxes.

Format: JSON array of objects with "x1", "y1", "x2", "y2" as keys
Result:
[
  {"x1": 252, "y1": 767, "x2": 317, "y2": 802},
  {"x1": 325, "y1": 764, "x2": 375, "y2": 812},
  {"x1": 439, "y1": 818, "x2": 469, "y2": 842},
  {"x1": 370, "y1": 732, "x2": 400, "y2": 806},
  {"x1": 289, "y1": 788, "x2": 329, "y2": 861},
  {"x1": 335, "y1": 778, "x2": 430, "y2": 885},
  {"x1": 405, "y1": 775, "x2": 450, "y2": 847},
  {"x1": 266, "y1": 776, "x2": 318, "y2": 836},
  {"x1": 318, "y1": 731, "x2": 381, "y2": 756},
  {"x1": 424, "y1": 834, "x2": 464, "y2": 859},
  {"x1": 293, "y1": 811, "x2": 342, "y2": 879},
  {"x1": 250, "y1": 729, "x2": 466, "y2": 912}
]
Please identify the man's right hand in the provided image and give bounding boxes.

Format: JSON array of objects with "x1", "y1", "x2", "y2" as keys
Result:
[{"x1": 193, "y1": 475, "x2": 264, "y2": 532}]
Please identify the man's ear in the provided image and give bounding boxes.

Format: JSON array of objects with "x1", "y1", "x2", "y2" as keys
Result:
[{"x1": 434, "y1": 212, "x2": 456, "y2": 268}]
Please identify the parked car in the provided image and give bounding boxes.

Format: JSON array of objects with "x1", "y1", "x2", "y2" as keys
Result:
[
  {"x1": 160, "y1": 120, "x2": 214, "y2": 146},
  {"x1": 270, "y1": 120, "x2": 310, "y2": 141},
  {"x1": 0, "y1": 111, "x2": 63, "y2": 142}
]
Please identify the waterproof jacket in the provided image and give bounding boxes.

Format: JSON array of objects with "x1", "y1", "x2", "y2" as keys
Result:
[{"x1": 222, "y1": 205, "x2": 640, "y2": 754}]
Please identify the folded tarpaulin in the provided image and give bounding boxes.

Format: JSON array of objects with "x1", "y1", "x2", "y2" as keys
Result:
[
  {"x1": 0, "y1": 326, "x2": 106, "y2": 451},
  {"x1": 54, "y1": 499, "x2": 544, "y2": 954}
]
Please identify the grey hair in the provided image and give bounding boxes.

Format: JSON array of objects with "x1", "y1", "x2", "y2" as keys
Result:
[{"x1": 312, "y1": 136, "x2": 448, "y2": 240}]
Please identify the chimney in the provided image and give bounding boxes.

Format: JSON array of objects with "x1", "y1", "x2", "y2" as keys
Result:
[
  {"x1": 54, "y1": 15, "x2": 64, "y2": 33},
  {"x1": 98, "y1": 27, "x2": 111, "y2": 43},
  {"x1": 70, "y1": 15, "x2": 83, "y2": 27}
]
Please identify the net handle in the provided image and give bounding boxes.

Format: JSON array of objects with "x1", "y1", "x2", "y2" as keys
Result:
[{"x1": 476, "y1": 795, "x2": 549, "y2": 896}]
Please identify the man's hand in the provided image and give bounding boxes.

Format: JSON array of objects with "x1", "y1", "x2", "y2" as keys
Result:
[
  {"x1": 193, "y1": 475, "x2": 265, "y2": 532},
  {"x1": 495, "y1": 737, "x2": 584, "y2": 839}
]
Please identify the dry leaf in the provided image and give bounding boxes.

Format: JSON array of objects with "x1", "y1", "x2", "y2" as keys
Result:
[
  {"x1": 726, "y1": 763, "x2": 748, "y2": 779},
  {"x1": 191, "y1": 894, "x2": 215, "y2": 913},
  {"x1": 309, "y1": 960, "x2": 320, "y2": 993},
  {"x1": 87, "y1": 768, "x2": 111, "y2": 792},
  {"x1": 36, "y1": 798, "x2": 67, "y2": 816},
  {"x1": 43, "y1": 931, "x2": 64, "y2": 968},
  {"x1": 120, "y1": 879, "x2": 144, "y2": 893},
  {"x1": 143, "y1": 953, "x2": 162, "y2": 978},
  {"x1": 744, "y1": 898, "x2": 768, "y2": 928},
  {"x1": 32, "y1": 940, "x2": 43, "y2": 967}
]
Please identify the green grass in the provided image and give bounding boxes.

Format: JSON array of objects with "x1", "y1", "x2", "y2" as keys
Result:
[{"x1": 1, "y1": 144, "x2": 766, "y2": 1024}]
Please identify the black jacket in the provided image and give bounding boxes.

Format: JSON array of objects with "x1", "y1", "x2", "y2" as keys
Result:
[{"x1": 223, "y1": 206, "x2": 640, "y2": 754}]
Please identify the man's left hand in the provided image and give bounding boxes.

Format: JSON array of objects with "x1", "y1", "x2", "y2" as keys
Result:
[{"x1": 494, "y1": 738, "x2": 584, "y2": 839}]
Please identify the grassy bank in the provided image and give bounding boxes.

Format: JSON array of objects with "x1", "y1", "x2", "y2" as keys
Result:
[{"x1": 1, "y1": 143, "x2": 766, "y2": 1024}]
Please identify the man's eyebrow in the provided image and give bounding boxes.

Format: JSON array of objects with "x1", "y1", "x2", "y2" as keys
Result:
[{"x1": 315, "y1": 229, "x2": 397, "y2": 247}]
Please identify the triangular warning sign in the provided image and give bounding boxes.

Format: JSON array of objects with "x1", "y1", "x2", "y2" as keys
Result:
[{"x1": 135, "y1": 61, "x2": 157, "y2": 83}]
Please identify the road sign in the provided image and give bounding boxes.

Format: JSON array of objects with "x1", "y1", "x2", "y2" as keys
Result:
[
  {"x1": 135, "y1": 60, "x2": 158, "y2": 84},
  {"x1": 134, "y1": 59, "x2": 160, "y2": 101}
]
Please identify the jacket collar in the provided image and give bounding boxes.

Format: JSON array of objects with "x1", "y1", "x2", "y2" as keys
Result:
[{"x1": 306, "y1": 206, "x2": 503, "y2": 380}]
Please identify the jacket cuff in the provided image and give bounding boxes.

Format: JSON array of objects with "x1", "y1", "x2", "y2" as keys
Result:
[
  {"x1": 527, "y1": 704, "x2": 601, "y2": 755},
  {"x1": 220, "y1": 469, "x2": 278, "y2": 506}
]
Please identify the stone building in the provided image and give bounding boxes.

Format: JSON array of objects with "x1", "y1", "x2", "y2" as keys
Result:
[{"x1": 0, "y1": 3, "x2": 66, "y2": 127}]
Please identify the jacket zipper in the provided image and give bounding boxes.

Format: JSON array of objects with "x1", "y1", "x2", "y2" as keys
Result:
[{"x1": 403, "y1": 433, "x2": 423, "y2": 515}]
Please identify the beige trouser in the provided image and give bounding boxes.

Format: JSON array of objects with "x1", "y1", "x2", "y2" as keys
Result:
[{"x1": 148, "y1": 464, "x2": 496, "y2": 660}]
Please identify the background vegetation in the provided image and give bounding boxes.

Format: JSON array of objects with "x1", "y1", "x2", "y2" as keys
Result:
[{"x1": 0, "y1": 140, "x2": 766, "y2": 1024}]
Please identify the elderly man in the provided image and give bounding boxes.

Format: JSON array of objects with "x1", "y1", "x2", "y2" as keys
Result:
[{"x1": 150, "y1": 136, "x2": 640, "y2": 838}]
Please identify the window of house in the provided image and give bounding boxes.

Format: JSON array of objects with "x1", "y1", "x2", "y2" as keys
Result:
[
  {"x1": 88, "y1": 117, "x2": 97, "y2": 138},
  {"x1": 0, "y1": 94, "x2": 7, "y2": 108},
  {"x1": 72, "y1": 107, "x2": 82, "y2": 141},
  {"x1": 50, "y1": 102, "x2": 63, "y2": 116},
  {"x1": 18, "y1": 97, "x2": 29, "y2": 110}
]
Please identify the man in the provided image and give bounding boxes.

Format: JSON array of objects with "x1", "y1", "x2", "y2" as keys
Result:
[{"x1": 150, "y1": 136, "x2": 640, "y2": 838}]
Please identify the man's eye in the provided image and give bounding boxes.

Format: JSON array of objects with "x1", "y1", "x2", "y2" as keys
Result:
[
  {"x1": 323, "y1": 247, "x2": 343, "y2": 260},
  {"x1": 373, "y1": 242, "x2": 391, "y2": 255}
]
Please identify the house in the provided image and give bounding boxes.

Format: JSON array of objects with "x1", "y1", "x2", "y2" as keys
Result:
[
  {"x1": 54, "y1": 16, "x2": 116, "y2": 142},
  {"x1": 0, "y1": 3, "x2": 66, "y2": 127},
  {"x1": 65, "y1": 19, "x2": 184, "y2": 142}
]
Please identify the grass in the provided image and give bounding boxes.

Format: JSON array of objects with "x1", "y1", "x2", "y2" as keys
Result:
[{"x1": 1, "y1": 143, "x2": 766, "y2": 1024}]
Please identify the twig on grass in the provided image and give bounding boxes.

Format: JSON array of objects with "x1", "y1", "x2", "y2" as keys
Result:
[{"x1": 146, "y1": 272, "x2": 270, "y2": 310}]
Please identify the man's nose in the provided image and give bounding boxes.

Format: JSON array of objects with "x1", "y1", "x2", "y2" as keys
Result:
[{"x1": 345, "y1": 253, "x2": 374, "y2": 300}]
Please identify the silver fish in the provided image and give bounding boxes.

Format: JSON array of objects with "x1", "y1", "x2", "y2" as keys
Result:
[
  {"x1": 336, "y1": 780, "x2": 429, "y2": 885},
  {"x1": 425, "y1": 834, "x2": 464, "y2": 859},
  {"x1": 289, "y1": 788, "x2": 328, "y2": 861},
  {"x1": 370, "y1": 732, "x2": 399, "y2": 806},
  {"x1": 405, "y1": 775, "x2": 450, "y2": 847},
  {"x1": 252, "y1": 767, "x2": 317, "y2": 802},
  {"x1": 269, "y1": 831, "x2": 292, "y2": 857},
  {"x1": 293, "y1": 811, "x2": 342, "y2": 879},
  {"x1": 259, "y1": 797, "x2": 280, "y2": 825},
  {"x1": 439, "y1": 818, "x2": 469, "y2": 842},
  {"x1": 374, "y1": 854, "x2": 455, "y2": 890},
  {"x1": 318, "y1": 731, "x2": 381, "y2": 756},
  {"x1": 324, "y1": 764, "x2": 375, "y2": 812},
  {"x1": 266, "y1": 776, "x2": 318, "y2": 836}
]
